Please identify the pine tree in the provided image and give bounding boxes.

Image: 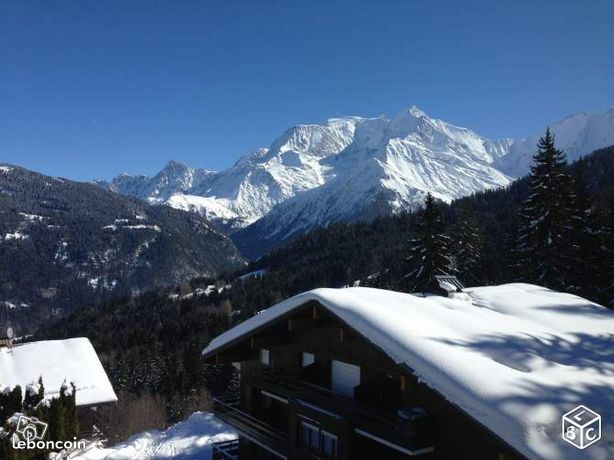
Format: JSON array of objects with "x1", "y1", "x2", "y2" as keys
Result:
[
  {"x1": 451, "y1": 206, "x2": 482, "y2": 285},
  {"x1": 63, "y1": 382, "x2": 79, "y2": 441},
  {"x1": 23, "y1": 377, "x2": 44, "y2": 412},
  {"x1": 515, "y1": 129, "x2": 574, "y2": 289},
  {"x1": 47, "y1": 394, "x2": 65, "y2": 444},
  {"x1": 0, "y1": 385, "x2": 22, "y2": 422},
  {"x1": 405, "y1": 193, "x2": 453, "y2": 292}
]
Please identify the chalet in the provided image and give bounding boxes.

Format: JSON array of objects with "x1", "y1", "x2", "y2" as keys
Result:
[
  {"x1": 203, "y1": 284, "x2": 614, "y2": 460},
  {"x1": 0, "y1": 337, "x2": 117, "y2": 438}
]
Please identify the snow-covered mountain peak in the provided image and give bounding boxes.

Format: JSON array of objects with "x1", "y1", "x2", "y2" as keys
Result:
[
  {"x1": 383, "y1": 106, "x2": 509, "y2": 165},
  {"x1": 232, "y1": 107, "x2": 518, "y2": 248},
  {"x1": 268, "y1": 117, "x2": 361, "y2": 160},
  {"x1": 100, "y1": 106, "x2": 614, "y2": 250},
  {"x1": 408, "y1": 105, "x2": 427, "y2": 118},
  {"x1": 164, "y1": 159, "x2": 188, "y2": 169},
  {"x1": 387, "y1": 105, "x2": 429, "y2": 136}
]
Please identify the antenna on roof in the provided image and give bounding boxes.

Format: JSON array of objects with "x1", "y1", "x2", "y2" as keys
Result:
[{"x1": 434, "y1": 275, "x2": 465, "y2": 296}]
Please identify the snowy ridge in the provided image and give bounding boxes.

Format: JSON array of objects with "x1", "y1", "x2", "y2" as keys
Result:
[
  {"x1": 102, "y1": 106, "x2": 511, "y2": 234},
  {"x1": 203, "y1": 284, "x2": 614, "y2": 460},
  {"x1": 101, "y1": 117, "x2": 360, "y2": 228},
  {"x1": 99, "y1": 106, "x2": 614, "y2": 245},
  {"x1": 98, "y1": 160, "x2": 216, "y2": 205}
]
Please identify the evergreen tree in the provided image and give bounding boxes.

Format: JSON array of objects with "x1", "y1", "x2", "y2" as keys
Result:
[
  {"x1": 23, "y1": 377, "x2": 44, "y2": 412},
  {"x1": 451, "y1": 206, "x2": 482, "y2": 285},
  {"x1": 515, "y1": 129, "x2": 574, "y2": 289},
  {"x1": 0, "y1": 386, "x2": 22, "y2": 422},
  {"x1": 62, "y1": 382, "x2": 79, "y2": 441},
  {"x1": 405, "y1": 193, "x2": 453, "y2": 292},
  {"x1": 500, "y1": 216, "x2": 522, "y2": 284},
  {"x1": 46, "y1": 395, "x2": 65, "y2": 444}
]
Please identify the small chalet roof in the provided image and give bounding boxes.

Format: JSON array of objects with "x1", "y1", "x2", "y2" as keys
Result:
[
  {"x1": 0, "y1": 337, "x2": 117, "y2": 406},
  {"x1": 202, "y1": 284, "x2": 614, "y2": 460}
]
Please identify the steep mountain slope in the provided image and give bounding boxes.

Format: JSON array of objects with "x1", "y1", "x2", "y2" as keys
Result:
[
  {"x1": 496, "y1": 107, "x2": 614, "y2": 176},
  {"x1": 0, "y1": 165, "x2": 243, "y2": 331}
]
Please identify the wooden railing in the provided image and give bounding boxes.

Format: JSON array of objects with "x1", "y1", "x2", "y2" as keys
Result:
[
  {"x1": 261, "y1": 370, "x2": 434, "y2": 452},
  {"x1": 211, "y1": 439, "x2": 239, "y2": 460},
  {"x1": 213, "y1": 397, "x2": 288, "y2": 459}
]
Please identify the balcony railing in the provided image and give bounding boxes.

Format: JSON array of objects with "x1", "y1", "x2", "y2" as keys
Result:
[
  {"x1": 214, "y1": 397, "x2": 288, "y2": 460},
  {"x1": 211, "y1": 439, "x2": 239, "y2": 460},
  {"x1": 260, "y1": 369, "x2": 434, "y2": 455}
]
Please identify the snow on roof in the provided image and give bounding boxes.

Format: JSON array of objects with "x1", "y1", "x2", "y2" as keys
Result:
[
  {"x1": 202, "y1": 283, "x2": 614, "y2": 460},
  {"x1": 0, "y1": 338, "x2": 117, "y2": 406}
]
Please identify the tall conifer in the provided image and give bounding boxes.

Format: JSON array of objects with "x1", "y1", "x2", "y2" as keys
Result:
[
  {"x1": 516, "y1": 129, "x2": 574, "y2": 289},
  {"x1": 405, "y1": 193, "x2": 453, "y2": 292}
]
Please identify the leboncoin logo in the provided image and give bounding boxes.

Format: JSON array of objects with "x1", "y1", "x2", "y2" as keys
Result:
[{"x1": 11, "y1": 414, "x2": 86, "y2": 452}]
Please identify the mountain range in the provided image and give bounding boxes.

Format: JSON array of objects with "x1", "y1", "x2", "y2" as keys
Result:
[
  {"x1": 96, "y1": 106, "x2": 614, "y2": 257},
  {"x1": 0, "y1": 165, "x2": 243, "y2": 331}
]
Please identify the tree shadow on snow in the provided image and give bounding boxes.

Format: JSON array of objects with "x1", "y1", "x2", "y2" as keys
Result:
[
  {"x1": 431, "y1": 332, "x2": 614, "y2": 456},
  {"x1": 434, "y1": 332, "x2": 614, "y2": 375}
]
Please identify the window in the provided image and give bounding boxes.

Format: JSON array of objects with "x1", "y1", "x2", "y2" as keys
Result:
[
  {"x1": 331, "y1": 360, "x2": 361, "y2": 398},
  {"x1": 300, "y1": 421, "x2": 319, "y2": 452},
  {"x1": 321, "y1": 430, "x2": 338, "y2": 458},
  {"x1": 301, "y1": 351, "x2": 315, "y2": 367},
  {"x1": 260, "y1": 348, "x2": 270, "y2": 366},
  {"x1": 298, "y1": 421, "x2": 338, "y2": 459}
]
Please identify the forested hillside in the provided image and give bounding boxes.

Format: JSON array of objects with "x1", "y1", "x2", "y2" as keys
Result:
[
  {"x1": 0, "y1": 165, "x2": 243, "y2": 332},
  {"x1": 37, "y1": 145, "x2": 614, "y2": 425}
]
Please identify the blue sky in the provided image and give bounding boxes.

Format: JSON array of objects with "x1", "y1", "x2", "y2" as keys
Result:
[{"x1": 1, "y1": 1, "x2": 613, "y2": 180}]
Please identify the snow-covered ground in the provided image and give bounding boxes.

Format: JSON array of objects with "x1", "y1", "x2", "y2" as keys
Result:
[{"x1": 73, "y1": 412, "x2": 236, "y2": 460}]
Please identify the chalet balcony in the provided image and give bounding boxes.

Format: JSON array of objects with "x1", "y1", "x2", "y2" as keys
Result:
[
  {"x1": 260, "y1": 369, "x2": 435, "y2": 456},
  {"x1": 213, "y1": 396, "x2": 288, "y2": 459}
]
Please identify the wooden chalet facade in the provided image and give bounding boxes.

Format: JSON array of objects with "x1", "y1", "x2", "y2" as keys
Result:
[{"x1": 204, "y1": 298, "x2": 524, "y2": 460}]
